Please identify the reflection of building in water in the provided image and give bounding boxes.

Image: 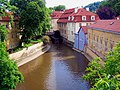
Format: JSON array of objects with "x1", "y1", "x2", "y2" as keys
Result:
[{"x1": 63, "y1": 52, "x2": 89, "y2": 75}]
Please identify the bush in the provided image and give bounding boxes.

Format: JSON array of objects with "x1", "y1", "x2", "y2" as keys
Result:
[
  {"x1": 83, "y1": 43, "x2": 120, "y2": 90},
  {"x1": 0, "y1": 42, "x2": 24, "y2": 90}
]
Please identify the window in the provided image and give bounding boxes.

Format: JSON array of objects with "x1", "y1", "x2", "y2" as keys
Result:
[
  {"x1": 100, "y1": 37, "x2": 103, "y2": 44},
  {"x1": 10, "y1": 44, "x2": 12, "y2": 49},
  {"x1": 100, "y1": 37, "x2": 103, "y2": 50},
  {"x1": 91, "y1": 16, "x2": 95, "y2": 20},
  {"x1": 79, "y1": 23, "x2": 81, "y2": 27},
  {"x1": 71, "y1": 31, "x2": 73, "y2": 35},
  {"x1": 72, "y1": 16, "x2": 74, "y2": 21},
  {"x1": 12, "y1": 34, "x2": 14, "y2": 38},
  {"x1": 82, "y1": 16, "x2": 86, "y2": 21},
  {"x1": 68, "y1": 16, "x2": 71, "y2": 20},
  {"x1": 110, "y1": 40, "x2": 114, "y2": 51},
  {"x1": 6, "y1": 24, "x2": 8, "y2": 28},
  {"x1": 104, "y1": 38, "x2": 108, "y2": 52}
]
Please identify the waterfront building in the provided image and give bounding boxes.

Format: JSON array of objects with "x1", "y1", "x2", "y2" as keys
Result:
[
  {"x1": 57, "y1": 7, "x2": 99, "y2": 46},
  {"x1": 87, "y1": 20, "x2": 120, "y2": 59},
  {"x1": 74, "y1": 26, "x2": 88, "y2": 51},
  {"x1": 0, "y1": 12, "x2": 20, "y2": 51},
  {"x1": 67, "y1": 8, "x2": 99, "y2": 45},
  {"x1": 50, "y1": 11, "x2": 63, "y2": 32},
  {"x1": 57, "y1": 8, "x2": 75, "y2": 40}
]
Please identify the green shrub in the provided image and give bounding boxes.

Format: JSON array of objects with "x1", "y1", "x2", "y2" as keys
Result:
[
  {"x1": 30, "y1": 39, "x2": 42, "y2": 43},
  {"x1": 83, "y1": 43, "x2": 120, "y2": 90},
  {"x1": 0, "y1": 42, "x2": 24, "y2": 90}
]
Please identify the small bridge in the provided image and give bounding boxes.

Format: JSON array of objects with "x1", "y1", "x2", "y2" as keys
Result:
[{"x1": 47, "y1": 30, "x2": 63, "y2": 44}]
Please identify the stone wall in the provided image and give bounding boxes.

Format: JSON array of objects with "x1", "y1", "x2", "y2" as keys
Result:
[{"x1": 9, "y1": 42, "x2": 43, "y2": 60}]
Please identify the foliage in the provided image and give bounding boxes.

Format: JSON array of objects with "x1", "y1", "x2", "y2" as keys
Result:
[
  {"x1": 0, "y1": 42, "x2": 24, "y2": 90},
  {"x1": 83, "y1": 43, "x2": 120, "y2": 90},
  {"x1": 96, "y1": 6, "x2": 116, "y2": 19},
  {"x1": 0, "y1": 1, "x2": 24, "y2": 89},
  {"x1": 54, "y1": 5, "x2": 66, "y2": 11},
  {"x1": 10, "y1": 0, "x2": 51, "y2": 45},
  {"x1": 48, "y1": 7, "x2": 54, "y2": 14},
  {"x1": 13, "y1": 39, "x2": 42, "y2": 53},
  {"x1": 114, "y1": 2, "x2": 120, "y2": 15},
  {"x1": 99, "y1": 0, "x2": 120, "y2": 17},
  {"x1": 0, "y1": 25, "x2": 8, "y2": 42},
  {"x1": 0, "y1": 0, "x2": 17, "y2": 16},
  {"x1": 48, "y1": 5, "x2": 66, "y2": 14},
  {"x1": 84, "y1": 1, "x2": 102, "y2": 13}
]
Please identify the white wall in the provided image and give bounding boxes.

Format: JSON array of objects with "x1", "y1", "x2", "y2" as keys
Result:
[{"x1": 9, "y1": 42, "x2": 43, "y2": 60}]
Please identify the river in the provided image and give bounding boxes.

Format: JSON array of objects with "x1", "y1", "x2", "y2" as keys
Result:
[{"x1": 15, "y1": 44, "x2": 90, "y2": 90}]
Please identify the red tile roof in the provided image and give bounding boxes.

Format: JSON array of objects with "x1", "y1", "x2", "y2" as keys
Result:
[
  {"x1": 69, "y1": 8, "x2": 99, "y2": 22},
  {"x1": 0, "y1": 12, "x2": 19, "y2": 22},
  {"x1": 81, "y1": 26, "x2": 88, "y2": 34},
  {"x1": 0, "y1": 12, "x2": 13, "y2": 21},
  {"x1": 114, "y1": 15, "x2": 120, "y2": 20},
  {"x1": 57, "y1": 8, "x2": 100, "y2": 23},
  {"x1": 50, "y1": 11, "x2": 64, "y2": 19},
  {"x1": 88, "y1": 20, "x2": 120, "y2": 33},
  {"x1": 57, "y1": 8, "x2": 75, "y2": 23},
  {"x1": 2, "y1": 16, "x2": 11, "y2": 21}
]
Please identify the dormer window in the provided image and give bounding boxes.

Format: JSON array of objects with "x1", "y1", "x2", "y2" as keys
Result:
[
  {"x1": 68, "y1": 16, "x2": 70, "y2": 21},
  {"x1": 72, "y1": 16, "x2": 74, "y2": 21},
  {"x1": 82, "y1": 16, "x2": 86, "y2": 21},
  {"x1": 117, "y1": 17, "x2": 119, "y2": 20},
  {"x1": 91, "y1": 16, "x2": 95, "y2": 20}
]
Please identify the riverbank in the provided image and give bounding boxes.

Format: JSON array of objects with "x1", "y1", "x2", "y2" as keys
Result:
[
  {"x1": 9, "y1": 42, "x2": 51, "y2": 67},
  {"x1": 72, "y1": 48, "x2": 93, "y2": 62}
]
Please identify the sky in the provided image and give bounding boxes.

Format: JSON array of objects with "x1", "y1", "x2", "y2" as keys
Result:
[{"x1": 46, "y1": 0, "x2": 103, "y2": 9}]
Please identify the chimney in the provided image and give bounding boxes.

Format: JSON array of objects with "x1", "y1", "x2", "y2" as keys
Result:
[
  {"x1": 75, "y1": 7, "x2": 79, "y2": 13},
  {"x1": 117, "y1": 17, "x2": 119, "y2": 20},
  {"x1": 86, "y1": 7, "x2": 89, "y2": 11}
]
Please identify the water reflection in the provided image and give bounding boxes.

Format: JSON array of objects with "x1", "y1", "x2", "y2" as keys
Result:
[{"x1": 16, "y1": 44, "x2": 90, "y2": 90}]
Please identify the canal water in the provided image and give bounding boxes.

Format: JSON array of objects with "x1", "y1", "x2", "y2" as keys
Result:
[{"x1": 16, "y1": 44, "x2": 90, "y2": 90}]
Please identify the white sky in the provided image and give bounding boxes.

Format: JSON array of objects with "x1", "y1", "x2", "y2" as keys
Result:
[{"x1": 46, "y1": 0, "x2": 103, "y2": 9}]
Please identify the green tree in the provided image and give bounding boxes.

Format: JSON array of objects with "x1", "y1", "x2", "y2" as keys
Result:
[
  {"x1": 48, "y1": 7, "x2": 54, "y2": 14},
  {"x1": 0, "y1": 43, "x2": 24, "y2": 90},
  {"x1": 83, "y1": 43, "x2": 120, "y2": 90},
  {"x1": 10, "y1": 0, "x2": 51, "y2": 45},
  {"x1": 54, "y1": 5, "x2": 66, "y2": 11},
  {"x1": 99, "y1": 0, "x2": 120, "y2": 16},
  {"x1": 114, "y1": 2, "x2": 120, "y2": 15},
  {"x1": 84, "y1": 1, "x2": 102, "y2": 12},
  {"x1": 0, "y1": 0, "x2": 24, "y2": 89}
]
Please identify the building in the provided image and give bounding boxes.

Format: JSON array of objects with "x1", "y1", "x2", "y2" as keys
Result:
[
  {"x1": 87, "y1": 20, "x2": 120, "y2": 59},
  {"x1": 57, "y1": 8, "x2": 75, "y2": 40},
  {"x1": 74, "y1": 26, "x2": 88, "y2": 51},
  {"x1": 114, "y1": 15, "x2": 120, "y2": 20},
  {"x1": 50, "y1": 11, "x2": 63, "y2": 32},
  {"x1": 0, "y1": 13, "x2": 20, "y2": 51},
  {"x1": 67, "y1": 8, "x2": 99, "y2": 45}
]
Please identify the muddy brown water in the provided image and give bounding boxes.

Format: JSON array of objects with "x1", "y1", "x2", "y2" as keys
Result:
[{"x1": 15, "y1": 44, "x2": 90, "y2": 90}]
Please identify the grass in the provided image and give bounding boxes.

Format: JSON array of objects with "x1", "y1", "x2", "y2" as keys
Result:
[{"x1": 12, "y1": 39, "x2": 42, "y2": 53}]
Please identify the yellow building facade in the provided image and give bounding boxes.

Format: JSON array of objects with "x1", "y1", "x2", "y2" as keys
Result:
[
  {"x1": 86, "y1": 20, "x2": 120, "y2": 60},
  {"x1": 0, "y1": 16, "x2": 20, "y2": 51}
]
